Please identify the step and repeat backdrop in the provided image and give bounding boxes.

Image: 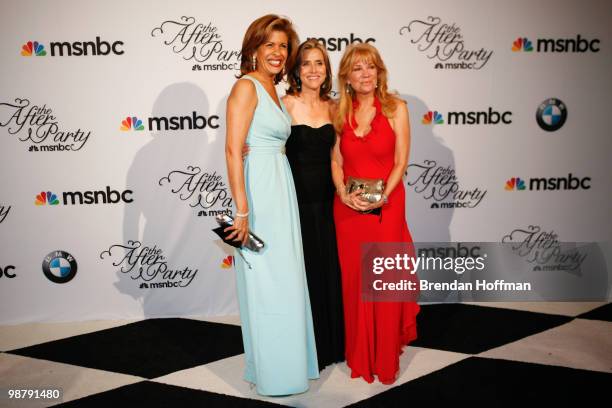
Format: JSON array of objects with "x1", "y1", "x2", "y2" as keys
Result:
[{"x1": 1, "y1": 0, "x2": 610, "y2": 323}]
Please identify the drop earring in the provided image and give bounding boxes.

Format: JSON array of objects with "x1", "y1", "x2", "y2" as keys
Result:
[
  {"x1": 296, "y1": 77, "x2": 302, "y2": 92},
  {"x1": 251, "y1": 55, "x2": 256, "y2": 71}
]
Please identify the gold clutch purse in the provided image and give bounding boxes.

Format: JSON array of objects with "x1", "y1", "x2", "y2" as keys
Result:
[{"x1": 346, "y1": 176, "x2": 385, "y2": 203}]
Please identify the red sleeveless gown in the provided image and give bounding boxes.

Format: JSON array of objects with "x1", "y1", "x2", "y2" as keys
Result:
[{"x1": 333, "y1": 97, "x2": 420, "y2": 384}]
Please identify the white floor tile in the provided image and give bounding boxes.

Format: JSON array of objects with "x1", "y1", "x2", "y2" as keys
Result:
[
  {"x1": 0, "y1": 353, "x2": 143, "y2": 406},
  {"x1": 479, "y1": 318, "x2": 612, "y2": 373},
  {"x1": 154, "y1": 347, "x2": 469, "y2": 408},
  {"x1": 464, "y1": 301, "x2": 606, "y2": 317},
  {"x1": 188, "y1": 315, "x2": 241, "y2": 326},
  {"x1": 0, "y1": 319, "x2": 139, "y2": 351}
]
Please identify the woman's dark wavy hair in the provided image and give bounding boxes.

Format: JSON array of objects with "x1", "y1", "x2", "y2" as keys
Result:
[{"x1": 237, "y1": 14, "x2": 299, "y2": 85}]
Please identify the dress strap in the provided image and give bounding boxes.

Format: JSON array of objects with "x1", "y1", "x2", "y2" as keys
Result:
[{"x1": 241, "y1": 75, "x2": 262, "y2": 101}]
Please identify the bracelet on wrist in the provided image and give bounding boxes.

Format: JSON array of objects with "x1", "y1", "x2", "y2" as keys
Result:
[
  {"x1": 381, "y1": 193, "x2": 389, "y2": 204},
  {"x1": 235, "y1": 210, "x2": 249, "y2": 218}
]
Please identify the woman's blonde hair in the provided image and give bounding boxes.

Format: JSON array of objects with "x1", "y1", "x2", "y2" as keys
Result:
[{"x1": 334, "y1": 43, "x2": 403, "y2": 132}]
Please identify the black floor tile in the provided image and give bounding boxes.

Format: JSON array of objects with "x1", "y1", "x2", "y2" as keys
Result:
[
  {"x1": 411, "y1": 304, "x2": 573, "y2": 354},
  {"x1": 576, "y1": 302, "x2": 612, "y2": 322},
  {"x1": 56, "y1": 381, "x2": 285, "y2": 408},
  {"x1": 348, "y1": 356, "x2": 612, "y2": 407},
  {"x1": 8, "y1": 318, "x2": 244, "y2": 378}
]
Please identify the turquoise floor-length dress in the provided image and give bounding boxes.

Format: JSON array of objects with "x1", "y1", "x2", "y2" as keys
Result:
[{"x1": 233, "y1": 75, "x2": 319, "y2": 396}]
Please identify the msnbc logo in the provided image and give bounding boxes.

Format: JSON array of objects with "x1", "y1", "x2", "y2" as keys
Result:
[
  {"x1": 21, "y1": 41, "x2": 47, "y2": 56},
  {"x1": 512, "y1": 37, "x2": 533, "y2": 52},
  {"x1": 512, "y1": 35, "x2": 599, "y2": 53},
  {"x1": 120, "y1": 116, "x2": 145, "y2": 131},
  {"x1": 422, "y1": 111, "x2": 444, "y2": 125},
  {"x1": 221, "y1": 256, "x2": 233, "y2": 269},
  {"x1": 505, "y1": 178, "x2": 526, "y2": 191},
  {"x1": 35, "y1": 191, "x2": 60, "y2": 205}
]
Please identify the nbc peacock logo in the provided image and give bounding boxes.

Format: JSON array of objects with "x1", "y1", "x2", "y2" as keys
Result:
[
  {"x1": 21, "y1": 41, "x2": 47, "y2": 56},
  {"x1": 35, "y1": 191, "x2": 60, "y2": 205},
  {"x1": 120, "y1": 116, "x2": 145, "y2": 131},
  {"x1": 422, "y1": 111, "x2": 444, "y2": 125},
  {"x1": 512, "y1": 37, "x2": 534, "y2": 52},
  {"x1": 221, "y1": 255, "x2": 233, "y2": 269},
  {"x1": 505, "y1": 177, "x2": 526, "y2": 191}
]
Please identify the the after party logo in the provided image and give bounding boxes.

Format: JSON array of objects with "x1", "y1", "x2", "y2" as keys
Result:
[
  {"x1": 307, "y1": 33, "x2": 376, "y2": 52},
  {"x1": 505, "y1": 174, "x2": 591, "y2": 191},
  {"x1": 422, "y1": 107, "x2": 512, "y2": 125},
  {"x1": 399, "y1": 16, "x2": 493, "y2": 70},
  {"x1": 151, "y1": 16, "x2": 240, "y2": 71},
  {"x1": 512, "y1": 35, "x2": 600, "y2": 53},
  {"x1": 406, "y1": 160, "x2": 487, "y2": 209},
  {"x1": 0, "y1": 98, "x2": 92, "y2": 152},
  {"x1": 0, "y1": 205, "x2": 11, "y2": 224},
  {"x1": 20, "y1": 37, "x2": 124, "y2": 57},
  {"x1": 42, "y1": 250, "x2": 77, "y2": 284},
  {"x1": 502, "y1": 225, "x2": 587, "y2": 271},
  {"x1": 536, "y1": 98, "x2": 567, "y2": 132},
  {"x1": 35, "y1": 186, "x2": 134, "y2": 206},
  {"x1": 158, "y1": 166, "x2": 233, "y2": 216},
  {"x1": 119, "y1": 112, "x2": 219, "y2": 131},
  {"x1": 100, "y1": 241, "x2": 198, "y2": 288}
]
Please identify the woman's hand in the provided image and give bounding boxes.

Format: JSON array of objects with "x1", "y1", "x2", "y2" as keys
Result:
[
  {"x1": 339, "y1": 189, "x2": 368, "y2": 211},
  {"x1": 225, "y1": 216, "x2": 250, "y2": 246},
  {"x1": 354, "y1": 195, "x2": 384, "y2": 212}
]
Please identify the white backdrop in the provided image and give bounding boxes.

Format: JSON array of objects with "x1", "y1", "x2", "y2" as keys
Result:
[{"x1": 1, "y1": 0, "x2": 610, "y2": 323}]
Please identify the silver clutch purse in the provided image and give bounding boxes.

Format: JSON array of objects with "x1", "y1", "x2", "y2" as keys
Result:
[
  {"x1": 213, "y1": 214, "x2": 265, "y2": 252},
  {"x1": 346, "y1": 176, "x2": 385, "y2": 203}
]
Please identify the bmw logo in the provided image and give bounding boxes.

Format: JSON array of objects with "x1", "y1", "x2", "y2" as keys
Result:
[
  {"x1": 536, "y1": 98, "x2": 567, "y2": 131},
  {"x1": 42, "y1": 250, "x2": 77, "y2": 284}
]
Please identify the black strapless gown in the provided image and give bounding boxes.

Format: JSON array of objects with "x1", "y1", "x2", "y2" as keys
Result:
[{"x1": 286, "y1": 124, "x2": 345, "y2": 369}]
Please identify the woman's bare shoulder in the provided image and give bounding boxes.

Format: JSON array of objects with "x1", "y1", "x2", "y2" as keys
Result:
[
  {"x1": 282, "y1": 94, "x2": 297, "y2": 107},
  {"x1": 230, "y1": 78, "x2": 256, "y2": 97}
]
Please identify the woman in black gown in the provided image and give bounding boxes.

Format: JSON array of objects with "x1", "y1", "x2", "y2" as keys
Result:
[{"x1": 282, "y1": 39, "x2": 345, "y2": 369}]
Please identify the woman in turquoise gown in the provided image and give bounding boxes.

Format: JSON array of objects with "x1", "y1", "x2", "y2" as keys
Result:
[{"x1": 224, "y1": 15, "x2": 319, "y2": 396}]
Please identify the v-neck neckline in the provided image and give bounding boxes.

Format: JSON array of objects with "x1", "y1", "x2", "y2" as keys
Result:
[{"x1": 246, "y1": 75, "x2": 287, "y2": 118}]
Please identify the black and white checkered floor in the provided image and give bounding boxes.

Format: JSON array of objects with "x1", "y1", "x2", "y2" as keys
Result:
[{"x1": 1, "y1": 302, "x2": 610, "y2": 407}]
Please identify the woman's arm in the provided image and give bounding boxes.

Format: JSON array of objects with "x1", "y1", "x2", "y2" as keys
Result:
[
  {"x1": 385, "y1": 100, "x2": 411, "y2": 197},
  {"x1": 225, "y1": 79, "x2": 257, "y2": 244},
  {"x1": 331, "y1": 133, "x2": 362, "y2": 211}
]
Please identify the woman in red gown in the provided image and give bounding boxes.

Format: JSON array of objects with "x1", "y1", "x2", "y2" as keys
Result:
[{"x1": 331, "y1": 43, "x2": 420, "y2": 384}]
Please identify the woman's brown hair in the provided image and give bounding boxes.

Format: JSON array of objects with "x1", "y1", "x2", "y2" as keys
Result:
[
  {"x1": 286, "y1": 39, "x2": 332, "y2": 100},
  {"x1": 238, "y1": 15, "x2": 299, "y2": 85}
]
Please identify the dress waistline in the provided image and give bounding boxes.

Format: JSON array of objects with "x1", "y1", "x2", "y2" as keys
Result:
[{"x1": 248, "y1": 145, "x2": 286, "y2": 155}]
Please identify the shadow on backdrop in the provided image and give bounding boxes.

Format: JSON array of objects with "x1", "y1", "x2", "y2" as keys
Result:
[
  {"x1": 401, "y1": 94, "x2": 455, "y2": 243},
  {"x1": 109, "y1": 82, "x2": 235, "y2": 318}
]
